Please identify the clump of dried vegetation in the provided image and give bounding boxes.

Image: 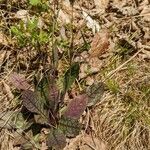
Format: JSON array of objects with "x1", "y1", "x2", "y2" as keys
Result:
[{"x1": 0, "y1": 0, "x2": 150, "y2": 150}]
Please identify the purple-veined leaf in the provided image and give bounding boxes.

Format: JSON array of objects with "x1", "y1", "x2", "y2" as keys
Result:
[
  {"x1": 9, "y1": 72, "x2": 30, "y2": 90},
  {"x1": 49, "y1": 85, "x2": 60, "y2": 110},
  {"x1": 59, "y1": 117, "x2": 80, "y2": 137},
  {"x1": 49, "y1": 85, "x2": 59, "y2": 103},
  {"x1": 64, "y1": 94, "x2": 88, "y2": 119},
  {"x1": 22, "y1": 90, "x2": 49, "y2": 124},
  {"x1": 47, "y1": 129, "x2": 66, "y2": 150},
  {"x1": 86, "y1": 82, "x2": 105, "y2": 107},
  {"x1": 22, "y1": 90, "x2": 41, "y2": 113},
  {"x1": 35, "y1": 75, "x2": 60, "y2": 111}
]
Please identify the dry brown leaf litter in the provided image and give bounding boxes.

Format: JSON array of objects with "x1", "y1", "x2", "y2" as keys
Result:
[
  {"x1": 89, "y1": 29, "x2": 110, "y2": 58},
  {"x1": 0, "y1": 0, "x2": 150, "y2": 149}
]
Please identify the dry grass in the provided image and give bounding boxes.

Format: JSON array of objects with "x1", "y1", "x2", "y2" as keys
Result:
[{"x1": 93, "y1": 59, "x2": 150, "y2": 150}]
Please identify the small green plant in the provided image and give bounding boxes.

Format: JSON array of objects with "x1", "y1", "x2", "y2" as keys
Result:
[
  {"x1": 28, "y1": 0, "x2": 49, "y2": 12},
  {"x1": 106, "y1": 79, "x2": 120, "y2": 94},
  {"x1": 8, "y1": 63, "x2": 82, "y2": 149},
  {"x1": 10, "y1": 17, "x2": 49, "y2": 47},
  {"x1": 29, "y1": 0, "x2": 41, "y2": 6}
]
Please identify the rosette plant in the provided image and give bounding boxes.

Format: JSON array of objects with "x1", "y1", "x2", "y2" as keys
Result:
[{"x1": 5, "y1": 63, "x2": 104, "y2": 149}]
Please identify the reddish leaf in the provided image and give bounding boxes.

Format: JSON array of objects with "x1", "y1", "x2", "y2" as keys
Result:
[
  {"x1": 64, "y1": 94, "x2": 88, "y2": 119},
  {"x1": 49, "y1": 85, "x2": 59, "y2": 102},
  {"x1": 22, "y1": 90, "x2": 40, "y2": 113},
  {"x1": 9, "y1": 72, "x2": 30, "y2": 90},
  {"x1": 47, "y1": 129, "x2": 66, "y2": 149},
  {"x1": 35, "y1": 76, "x2": 60, "y2": 110},
  {"x1": 48, "y1": 84, "x2": 60, "y2": 110}
]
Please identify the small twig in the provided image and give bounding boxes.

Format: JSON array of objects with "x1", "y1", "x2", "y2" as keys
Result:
[
  {"x1": 103, "y1": 49, "x2": 142, "y2": 81},
  {"x1": 84, "y1": 143, "x2": 96, "y2": 150}
]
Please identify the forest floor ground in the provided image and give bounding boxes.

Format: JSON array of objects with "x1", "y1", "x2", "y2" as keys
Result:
[{"x1": 0, "y1": 0, "x2": 150, "y2": 150}]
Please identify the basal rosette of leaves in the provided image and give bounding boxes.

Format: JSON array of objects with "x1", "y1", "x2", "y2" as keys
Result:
[{"x1": 1, "y1": 63, "x2": 105, "y2": 149}]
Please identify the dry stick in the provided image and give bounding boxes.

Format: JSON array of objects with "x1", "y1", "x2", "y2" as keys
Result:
[
  {"x1": 49, "y1": 0, "x2": 60, "y2": 124},
  {"x1": 51, "y1": 1, "x2": 56, "y2": 67},
  {"x1": 103, "y1": 49, "x2": 142, "y2": 82},
  {"x1": 67, "y1": 3, "x2": 74, "y2": 87},
  {"x1": 69, "y1": 1, "x2": 74, "y2": 65},
  {"x1": 62, "y1": 2, "x2": 74, "y2": 96},
  {"x1": 78, "y1": 50, "x2": 136, "y2": 103}
]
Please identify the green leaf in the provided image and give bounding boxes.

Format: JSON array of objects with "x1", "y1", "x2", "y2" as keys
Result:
[
  {"x1": 11, "y1": 26, "x2": 20, "y2": 35},
  {"x1": 106, "y1": 79, "x2": 119, "y2": 94},
  {"x1": 29, "y1": 0, "x2": 41, "y2": 6},
  {"x1": 0, "y1": 111, "x2": 31, "y2": 130},
  {"x1": 0, "y1": 111, "x2": 19, "y2": 129},
  {"x1": 35, "y1": 76, "x2": 50, "y2": 106},
  {"x1": 59, "y1": 117, "x2": 80, "y2": 138},
  {"x1": 38, "y1": 31, "x2": 49, "y2": 44},
  {"x1": 47, "y1": 129, "x2": 66, "y2": 150},
  {"x1": 27, "y1": 18, "x2": 38, "y2": 32},
  {"x1": 86, "y1": 82, "x2": 105, "y2": 107},
  {"x1": 35, "y1": 74, "x2": 59, "y2": 110},
  {"x1": 63, "y1": 94, "x2": 88, "y2": 119},
  {"x1": 63, "y1": 63, "x2": 80, "y2": 93},
  {"x1": 14, "y1": 112, "x2": 33, "y2": 130}
]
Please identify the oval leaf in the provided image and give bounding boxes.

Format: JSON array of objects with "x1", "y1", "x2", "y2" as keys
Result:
[
  {"x1": 47, "y1": 129, "x2": 66, "y2": 150},
  {"x1": 0, "y1": 111, "x2": 18, "y2": 129},
  {"x1": 22, "y1": 90, "x2": 40, "y2": 113},
  {"x1": 9, "y1": 72, "x2": 30, "y2": 90},
  {"x1": 35, "y1": 75, "x2": 60, "y2": 110},
  {"x1": 0, "y1": 111, "x2": 31, "y2": 130},
  {"x1": 59, "y1": 117, "x2": 80, "y2": 137},
  {"x1": 49, "y1": 85, "x2": 60, "y2": 110},
  {"x1": 86, "y1": 82, "x2": 105, "y2": 107},
  {"x1": 64, "y1": 94, "x2": 88, "y2": 119},
  {"x1": 35, "y1": 76, "x2": 50, "y2": 102},
  {"x1": 63, "y1": 63, "x2": 79, "y2": 93}
]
